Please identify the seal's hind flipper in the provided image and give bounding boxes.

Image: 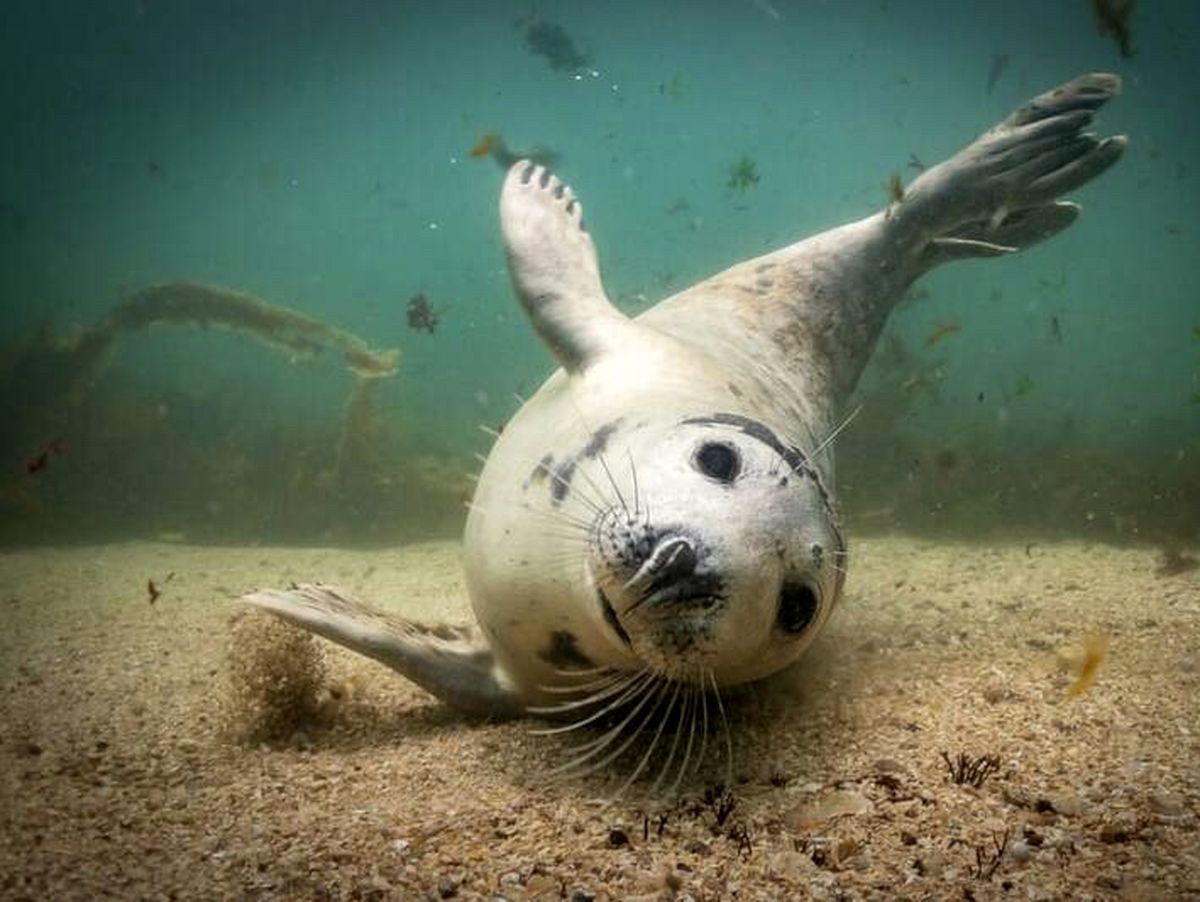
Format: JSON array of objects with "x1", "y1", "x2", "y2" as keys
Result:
[
  {"x1": 898, "y1": 72, "x2": 1126, "y2": 271},
  {"x1": 242, "y1": 584, "x2": 522, "y2": 718}
]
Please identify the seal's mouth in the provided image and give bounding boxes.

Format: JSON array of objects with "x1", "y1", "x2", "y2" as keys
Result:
[{"x1": 596, "y1": 587, "x2": 632, "y2": 647}]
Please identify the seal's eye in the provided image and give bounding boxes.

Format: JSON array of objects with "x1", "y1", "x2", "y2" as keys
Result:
[
  {"x1": 693, "y1": 441, "x2": 740, "y2": 483},
  {"x1": 777, "y1": 581, "x2": 818, "y2": 634}
]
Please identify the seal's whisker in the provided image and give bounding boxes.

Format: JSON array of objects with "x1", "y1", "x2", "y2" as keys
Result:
[
  {"x1": 669, "y1": 682, "x2": 700, "y2": 795},
  {"x1": 652, "y1": 680, "x2": 689, "y2": 795},
  {"x1": 538, "y1": 667, "x2": 624, "y2": 693},
  {"x1": 525, "y1": 504, "x2": 593, "y2": 533},
  {"x1": 529, "y1": 528, "x2": 591, "y2": 548},
  {"x1": 529, "y1": 669, "x2": 650, "y2": 729},
  {"x1": 594, "y1": 450, "x2": 631, "y2": 519},
  {"x1": 549, "y1": 674, "x2": 664, "y2": 776},
  {"x1": 583, "y1": 678, "x2": 672, "y2": 784},
  {"x1": 810, "y1": 403, "x2": 863, "y2": 462},
  {"x1": 530, "y1": 671, "x2": 632, "y2": 709},
  {"x1": 546, "y1": 469, "x2": 607, "y2": 518},
  {"x1": 611, "y1": 679, "x2": 681, "y2": 798},
  {"x1": 626, "y1": 450, "x2": 641, "y2": 519},
  {"x1": 710, "y1": 669, "x2": 734, "y2": 790},
  {"x1": 694, "y1": 671, "x2": 710, "y2": 777},
  {"x1": 525, "y1": 487, "x2": 601, "y2": 524},
  {"x1": 569, "y1": 457, "x2": 622, "y2": 518},
  {"x1": 477, "y1": 423, "x2": 502, "y2": 439},
  {"x1": 526, "y1": 517, "x2": 592, "y2": 541},
  {"x1": 520, "y1": 500, "x2": 596, "y2": 535}
]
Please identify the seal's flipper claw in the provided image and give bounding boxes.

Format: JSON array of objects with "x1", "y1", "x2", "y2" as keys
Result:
[
  {"x1": 1022, "y1": 136, "x2": 1127, "y2": 206},
  {"x1": 500, "y1": 160, "x2": 631, "y2": 373},
  {"x1": 242, "y1": 584, "x2": 522, "y2": 718},
  {"x1": 1001, "y1": 72, "x2": 1121, "y2": 128}
]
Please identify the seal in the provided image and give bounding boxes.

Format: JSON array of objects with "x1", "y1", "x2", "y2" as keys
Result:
[{"x1": 244, "y1": 75, "x2": 1125, "y2": 739}]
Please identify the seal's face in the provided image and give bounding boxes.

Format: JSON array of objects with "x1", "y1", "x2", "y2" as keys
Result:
[{"x1": 579, "y1": 413, "x2": 845, "y2": 687}]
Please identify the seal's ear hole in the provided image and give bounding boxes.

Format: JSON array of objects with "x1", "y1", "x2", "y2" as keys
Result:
[
  {"x1": 693, "y1": 441, "x2": 741, "y2": 483},
  {"x1": 777, "y1": 581, "x2": 818, "y2": 634}
]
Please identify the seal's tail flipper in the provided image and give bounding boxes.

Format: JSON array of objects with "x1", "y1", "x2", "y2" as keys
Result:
[
  {"x1": 241, "y1": 584, "x2": 522, "y2": 718},
  {"x1": 898, "y1": 72, "x2": 1126, "y2": 271}
]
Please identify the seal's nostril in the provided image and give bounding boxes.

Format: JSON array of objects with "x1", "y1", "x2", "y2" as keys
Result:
[
  {"x1": 623, "y1": 536, "x2": 696, "y2": 593},
  {"x1": 656, "y1": 538, "x2": 697, "y2": 582}
]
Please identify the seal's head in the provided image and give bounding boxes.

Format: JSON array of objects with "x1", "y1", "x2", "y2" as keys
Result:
[{"x1": 580, "y1": 411, "x2": 845, "y2": 687}]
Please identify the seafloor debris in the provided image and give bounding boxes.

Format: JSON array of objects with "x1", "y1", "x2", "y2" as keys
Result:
[
  {"x1": 941, "y1": 750, "x2": 1002, "y2": 788},
  {"x1": 1059, "y1": 633, "x2": 1110, "y2": 698},
  {"x1": 222, "y1": 608, "x2": 328, "y2": 743},
  {"x1": 1155, "y1": 543, "x2": 1199, "y2": 577}
]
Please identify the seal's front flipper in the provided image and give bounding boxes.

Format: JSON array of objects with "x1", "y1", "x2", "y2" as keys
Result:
[
  {"x1": 242, "y1": 585, "x2": 522, "y2": 718},
  {"x1": 898, "y1": 72, "x2": 1126, "y2": 270},
  {"x1": 500, "y1": 160, "x2": 633, "y2": 373}
]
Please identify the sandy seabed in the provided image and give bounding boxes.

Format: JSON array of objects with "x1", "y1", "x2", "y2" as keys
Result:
[{"x1": 0, "y1": 535, "x2": 1197, "y2": 901}]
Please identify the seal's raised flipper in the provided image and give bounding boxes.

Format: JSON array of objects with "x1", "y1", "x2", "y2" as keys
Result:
[
  {"x1": 500, "y1": 161, "x2": 633, "y2": 372},
  {"x1": 898, "y1": 72, "x2": 1126, "y2": 268},
  {"x1": 242, "y1": 585, "x2": 522, "y2": 718}
]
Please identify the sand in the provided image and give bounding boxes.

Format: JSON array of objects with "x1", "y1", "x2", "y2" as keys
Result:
[{"x1": 1, "y1": 536, "x2": 1197, "y2": 900}]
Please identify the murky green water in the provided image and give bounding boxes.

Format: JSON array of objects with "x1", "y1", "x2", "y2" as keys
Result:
[{"x1": 1, "y1": 0, "x2": 1196, "y2": 547}]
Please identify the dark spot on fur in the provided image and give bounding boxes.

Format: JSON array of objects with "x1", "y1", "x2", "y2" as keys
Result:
[
  {"x1": 538, "y1": 630, "x2": 595, "y2": 670},
  {"x1": 756, "y1": 278, "x2": 774, "y2": 289},
  {"x1": 755, "y1": 262, "x2": 776, "y2": 273},
  {"x1": 550, "y1": 459, "x2": 576, "y2": 502},
  {"x1": 525, "y1": 453, "x2": 555, "y2": 490},
  {"x1": 547, "y1": 420, "x2": 624, "y2": 505},
  {"x1": 530, "y1": 453, "x2": 553, "y2": 481},
  {"x1": 583, "y1": 419, "x2": 623, "y2": 458},
  {"x1": 726, "y1": 382, "x2": 744, "y2": 398}
]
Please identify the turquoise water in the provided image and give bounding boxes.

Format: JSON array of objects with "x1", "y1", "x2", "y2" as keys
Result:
[{"x1": 0, "y1": 0, "x2": 1196, "y2": 545}]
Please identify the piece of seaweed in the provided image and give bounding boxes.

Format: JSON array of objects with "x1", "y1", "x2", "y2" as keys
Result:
[
  {"x1": 89, "y1": 281, "x2": 399, "y2": 379},
  {"x1": 726, "y1": 156, "x2": 760, "y2": 192},
  {"x1": 524, "y1": 19, "x2": 588, "y2": 73}
]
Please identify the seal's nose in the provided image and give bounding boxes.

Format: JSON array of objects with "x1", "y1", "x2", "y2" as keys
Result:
[
  {"x1": 622, "y1": 536, "x2": 705, "y2": 610},
  {"x1": 623, "y1": 536, "x2": 696, "y2": 592}
]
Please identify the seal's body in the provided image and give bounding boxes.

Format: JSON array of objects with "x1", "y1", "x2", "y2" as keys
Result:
[{"x1": 246, "y1": 74, "x2": 1125, "y2": 720}]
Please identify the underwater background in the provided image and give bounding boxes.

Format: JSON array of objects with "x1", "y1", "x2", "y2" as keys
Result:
[{"x1": 0, "y1": 0, "x2": 1196, "y2": 549}]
